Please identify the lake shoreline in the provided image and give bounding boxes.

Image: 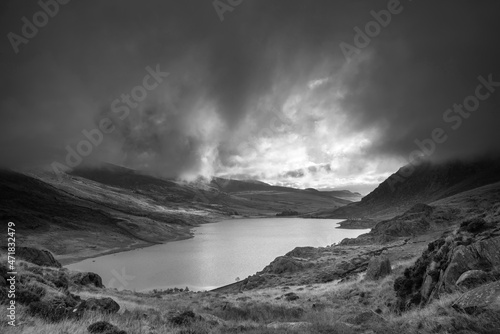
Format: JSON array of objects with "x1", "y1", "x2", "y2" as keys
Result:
[
  {"x1": 59, "y1": 214, "x2": 343, "y2": 266},
  {"x1": 64, "y1": 218, "x2": 364, "y2": 292},
  {"x1": 58, "y1": 214, "x2": 269, "y2": 266},
  {"x1": 59, "y1": 234, "x2": 191, "y2": 266}
]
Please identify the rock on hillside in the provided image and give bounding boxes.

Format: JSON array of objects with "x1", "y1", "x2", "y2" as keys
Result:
[
  {"x1": 339, "y1": 203, "x2": 460, "y2": 245},
  {"x1": 394, "y1": 218, "x2": 500, "y2": 311},
  {"x1": 365, "y1": 255, "x2": 392, "y2": 280},
  {"x1": 0, "y1": 247, "x2": 120, "y2": 324},
  {"x1": 370, "y1": 203, "x2": 459, "y2": 238},
  {"x1": 452, "y1": 281, "x2": 500, "y2": 314},
  {"x1": 4, "y1": 246, "x2": 62, "y2": 268},
  {"x1": 70, "y1": 272, "x2": 103, "y2": 288}
]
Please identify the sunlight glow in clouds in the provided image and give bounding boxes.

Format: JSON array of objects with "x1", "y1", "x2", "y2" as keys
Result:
[{"x1": 213, "y1": 65, "x2": 403, "y2": 194}]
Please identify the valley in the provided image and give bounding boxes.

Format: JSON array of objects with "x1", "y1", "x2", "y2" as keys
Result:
[
  {"x1": 1, "y1": 156, "x2": 500, "y2": 334},
  {"x1": 0, "y1": 163, "x2": 356, "y2": 264}
]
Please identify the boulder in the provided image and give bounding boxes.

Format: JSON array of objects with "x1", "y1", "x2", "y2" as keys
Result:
[
  {"x1": 241, "y1": 274, "x2": 267, "y2": 290},
  {"x1": 453, "y1": 281, "x2": 500, "y2": 314},
  {"x1": 85, "y1": 297, "x2": 120, "y2": 314},
  {"x1": 262, "y1": 256, "x2": 306, "y2": 274},
  {"x1": 88, "y1": 321, "x2": 127, "y2": 334},
  {"x1": 12, "y1": 247, "x2": 61, "y2": 268},
  {"x1": 70, "y1": 272, "x2": 103, "y2": 288},
  {"x1": 365, "y1": 255, "x2": 392, "y2": 280},
  {"x1": 284, "y1": 292, "x2": 300, "y2": 301},
  {"x1": 456, "y1": 270, "x2": 493, "y2": 290}
]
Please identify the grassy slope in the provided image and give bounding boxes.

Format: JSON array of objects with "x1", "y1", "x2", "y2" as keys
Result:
[{"x1": 3, "y1": 256, "x2": 499, "y2": 334}]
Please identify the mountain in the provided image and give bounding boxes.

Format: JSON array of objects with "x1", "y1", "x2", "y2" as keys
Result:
[
  {"x1": 0, "y1": 167, "x2": 219, "y2": 264},
  {"x1": 0, "y1": 165, "x2": 352, "y2": 263},
  {"x1": 317, "y1": 189, "x2": 363, "y2": 201},
  {"x1": 319, "y1": 157, "x2": 500, "y2": 220},
  {"x1": 210, "y1": 177, "x2": 351, "y2": 210}
]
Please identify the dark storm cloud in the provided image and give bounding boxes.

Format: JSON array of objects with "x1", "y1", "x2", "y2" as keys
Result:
[
  {"x1": 338, "y1": 1, "x2": 500, "y2": 161},
  {"x1": 0, "y1": 0, "x2": 499, "y2": 179}
]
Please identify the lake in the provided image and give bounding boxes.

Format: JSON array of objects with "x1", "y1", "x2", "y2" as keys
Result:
[{"x1": 65, "y1": 218, "x2": 369, "y2": 291}]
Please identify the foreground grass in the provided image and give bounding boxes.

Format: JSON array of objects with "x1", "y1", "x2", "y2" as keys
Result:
[{"x1": 3, "y1": 260, "x2": 499, "y2": 334}]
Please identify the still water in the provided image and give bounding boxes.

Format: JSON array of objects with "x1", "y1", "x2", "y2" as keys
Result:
[{"x1": 66, "y1": 218, "x2": 369, "y2": 291}]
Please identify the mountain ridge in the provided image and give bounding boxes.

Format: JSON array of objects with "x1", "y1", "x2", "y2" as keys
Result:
[{"x1": 317, "y1": 157, "x2": 500, "y2": 220}]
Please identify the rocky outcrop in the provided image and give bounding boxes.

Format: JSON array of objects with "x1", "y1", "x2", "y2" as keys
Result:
[
  {"x1": 365, "y1": 255, "x2": 392, "y2": 280},
  {"x1": 70, "y1": 272, "x2": 103, "y2": 288},
  {"x1": 336, "y1": 219, "x2": 377, "y2": 229},
  {"x1": 285, "y1": 247, "x2": 317, "y2": 259},
  {"x1": 394, "y1": 218, "x2": 500, "y2": 311},
  {"x1": 12, "y1": 246, "x2": 61, "y2": 268},
  {"x1": 452, "y1": 281, "x2": 500, "y2": 314},
  {"x1": 433, "y1": 236, "x2": 500, "y2": 296},
  {"x1": 84, "y1": 297, "x2": 120, "y2": 314},
  {"x1": 371, "y1": 204, "x2": 434, "y2": 237},
  {"x1": 260, "y1": 256, "x2": 310, "y2": 275}
]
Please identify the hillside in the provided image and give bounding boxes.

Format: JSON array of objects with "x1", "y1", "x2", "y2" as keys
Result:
[
  {"x1": 318, "y1": 157, "x2": 500, "y2": 220},
  {"x1": 309, "y1": 188, "x2": 363, "y2": 201},
  {"x1": 0, "y1": 165, "x2": 352, "y2": 263},
  {"x1": 0, "y1": 168, "x2": 221, "y2": 264}
]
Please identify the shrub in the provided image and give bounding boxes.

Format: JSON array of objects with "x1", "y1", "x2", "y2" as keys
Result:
[
  {"x1": 28, "y1": 299, "x2": 70, "y2": 322},
  {"x1": 459, "y1": 218, "x2": 490, "y2": 234},
  {"x1": 53, "y1": 273, "x2": 69, "y2": 289},
  {"x1": 214, "y1": 303, "x2": 304, "y2": 322},
  {"x1": 170, "y1": 310, "x2": 196, "y2": 326},
  {"x1": 88, "y1": 321, "x2": 127, "y2": 334},
  {"x1": 17, "y1": 283, "x2": 46, "y2": 305}
]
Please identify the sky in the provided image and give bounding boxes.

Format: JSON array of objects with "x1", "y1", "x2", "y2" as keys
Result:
[{"x1": 1, "y1": 0, "x2": 500, "y2": 194}]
